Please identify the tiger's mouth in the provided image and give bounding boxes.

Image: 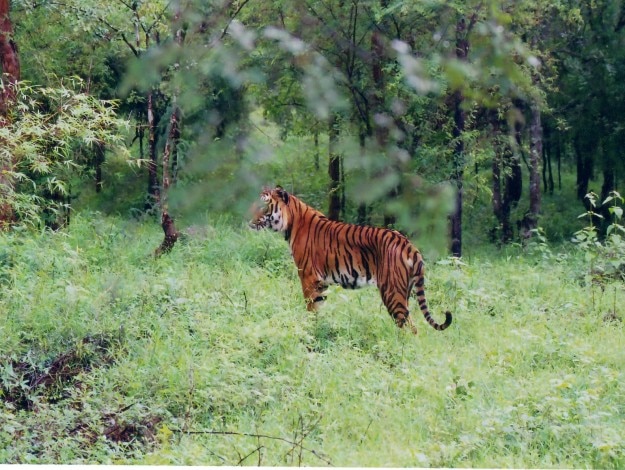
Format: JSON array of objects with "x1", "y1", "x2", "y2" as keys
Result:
[
  {"x1": 248, "y1": 201, "x2": 270, "y2": 230},
  {"x1": 249, "y1": 216, "x2": 269, "y2": 230}
]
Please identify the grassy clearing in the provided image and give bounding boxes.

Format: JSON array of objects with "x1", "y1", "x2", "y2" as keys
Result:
[{"x1": 1, "y1": 213, "x2": 624, "y2": 466}]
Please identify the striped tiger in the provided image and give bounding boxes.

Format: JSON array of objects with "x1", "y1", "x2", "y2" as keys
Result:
[{"x1": 250, "y1": 186, "x2": 452, "y2": 334}]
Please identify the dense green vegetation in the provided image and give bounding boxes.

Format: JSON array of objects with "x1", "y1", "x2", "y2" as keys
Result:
[
  {"x1": 1, "y1": 203, "x2": 624, "y2": 466},
  {"x1": 1, "y1": 0, "x2": 625, "y2": 466},
  {"x1": 2, "y1": 131, "x2": 625, "y2": 465},
  {"x1": 2, "y1": 0, "x2": 625, "y2": 246}
]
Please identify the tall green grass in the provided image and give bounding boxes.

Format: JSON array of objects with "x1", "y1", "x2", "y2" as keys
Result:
[{"x1": 1, "y1": 213, "x2": 624, "y2": 466}]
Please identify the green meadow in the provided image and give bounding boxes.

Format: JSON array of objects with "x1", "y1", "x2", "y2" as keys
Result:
[{"x1": 1, "y1": 209, "x2": 624, "y2": 467}]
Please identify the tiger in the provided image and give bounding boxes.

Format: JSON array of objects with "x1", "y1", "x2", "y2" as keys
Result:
[{"x1": 249, "y1": 186, "x2": 452, "y2": 334}]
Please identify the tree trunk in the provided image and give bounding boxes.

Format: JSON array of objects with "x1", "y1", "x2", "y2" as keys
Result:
[
  {"x1": 131, "y1": 9, "x2": 159, "y2": 213},
  {"x1": 556, "y1": 131, "x2": 562, "y2": 190},
  {"x1": 328, "y1": 114, "x2": 341, "y2": 221},
  {"x1": 356, "y1": 130, "x2": 369, "y2": 225},
  {"x1": 492, "y1": 133, "x2": 502, "y2": 225},
  {"x1": 371, "y1": 30, "x2": 388, "y2": 147},
  {"x1": 542, "y1": 122, "x2": 554, "y2": 195},
  {"x1": 145, "y1": 90, "x2": 161, "y2": 211},
  {"x1": 600, "y1": 167, "x2": 615, "y2": 206},
  {"x1": 154, "y1": 106, "x2": 181, "y2": 257},
  {"x1": 371, "y1": 30, "x2": 397, "y2": 227},
  {"x1": 155, "y1": 9, "x2": 183, "y2": 256},
  {"x1": 507, "y1": 154, "x2": 523, "y2": 208},
  {"x1": 450, "y1": 17, "x2": 468, "y2": 257},
  {"x1": 0, "y1": 0, "x2": 18, "y2": 117},
  {"x1": 313, "y1": 130, "x2": 319, "y2": 171},
  {"x1": 491, "y1": 117, "x2": 515, "y2": 243},
  {"x1": 509, "y1": 104, "x2": 524, "y2": 207},
  {"x1": 574, "y1": 135, "x2": 594, "y2": 204},
  {"x1": 0, "y1": 0, "x2": 20, "y2": 228},
  {"x1": 526, "y1": 100, "x2": 542, "y2": 234}
]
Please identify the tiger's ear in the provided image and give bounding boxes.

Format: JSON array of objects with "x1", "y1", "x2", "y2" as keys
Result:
[
  {"x1": 260, "y1": 186, "x2": 272, "y2": 202},
  {"x1": 275, "y1": 186, "x2": 289, "y2": 204}
]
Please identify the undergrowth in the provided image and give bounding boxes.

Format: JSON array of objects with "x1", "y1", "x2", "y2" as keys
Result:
[{"x1": 1, "y1": 212, "x2": 624, "y2": 466}]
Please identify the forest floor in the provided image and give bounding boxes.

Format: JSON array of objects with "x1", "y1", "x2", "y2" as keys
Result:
[{"x1": 1, "y1": 212, "x2": 624, "y2": 466}]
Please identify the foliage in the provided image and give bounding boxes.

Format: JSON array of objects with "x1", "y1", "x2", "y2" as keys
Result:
[
  {"x1": 573, "y1": 191, "x2": 625, "y2": 312},
  {"x1": 0, "y1": 79, "x2": 130, "y2": 228}
]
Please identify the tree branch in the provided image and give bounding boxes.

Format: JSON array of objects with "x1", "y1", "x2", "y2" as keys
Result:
[
  {"x1": 219, "y1": 0, "x2": 253, "y2": 40},
  {"x1": 172, "y1": 428, "x2": 333, "y2": 466}
]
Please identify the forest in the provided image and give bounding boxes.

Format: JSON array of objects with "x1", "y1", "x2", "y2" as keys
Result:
[{"x1": 1, "y1": 0, "x2": 624, "y2": 466}]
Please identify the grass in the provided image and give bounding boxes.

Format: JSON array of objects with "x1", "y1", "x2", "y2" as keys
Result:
[{"x1": 1, "y1": 211, "x2": 624, "y2": 467}]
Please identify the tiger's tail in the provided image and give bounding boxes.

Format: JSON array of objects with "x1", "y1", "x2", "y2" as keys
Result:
[{"x1": 413, "y1": 263, "x2": 452, "y2": 331}]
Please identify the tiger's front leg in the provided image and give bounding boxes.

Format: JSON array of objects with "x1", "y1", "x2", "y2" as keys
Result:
[
  {"x1": 299, "y1": 272, "x2": 328, "y2": 312},
  {"x1": 379, "y1": 283, "x2": 418, "y2": 334}
]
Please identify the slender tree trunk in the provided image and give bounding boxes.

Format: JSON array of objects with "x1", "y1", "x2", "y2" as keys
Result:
[
  {"x1": 128, "y1": 3, "x2": 160, "y2": 213},
  {"x1": 574, "y1": 136, "x2": 593, "y2": 204},
  {"x1": 155, "y1": 8, "x2": 184, "y2": 256},
  {"x1": 0, "y1": 0, "x2": 18, "y2": 117},
  {"x1": 356, "y1": 130, "x2": 369, "y2": 225},
  {"x1": 450, "y1": 17, "x2": 468, "y2": 257},
  {"x1": 146, "y1": 90, "x2": 160, "y2": 210},
  {"x1": 491, "y1": 115, "x2": 516, "y2": 243},
  {"x1": 492, "y1": 134, "x2": 503, "y2": 225},
  {"x1": 144, "y1": 21, "x2": 159, "y2": 212},
  {"x1": 542, "y1": 124, "x2": 553, "y2": 193},
  {"x1": 371, "y1": 30, "x2": 388, "y2": 147},
  {"x1": 371, "y1": 29, "x2": 397, "y2": 227},
  {"x1": 313, "y1": 129, "x2": 319, "y2": 171},
  {"x1": 545, "y1": 148, "x2": 554, "y2": 195},
  {"x1": 340, "y1": 151, "x2": 346, "y2": 216},
  {"x1": 542, "y1": 123, "x2": 553, "y2": 195},
  {"x1": 526, "y1": 100, "x2": 542, "y2": 233},
  {"x1": 556, "y1": 132, "x2": 562, "y2": 190},
  {"x1": 600, "y1": 167, "x2": 615, "y2": 206},
  {"x1": 0, "y1": 0, "x2": 20, "y2": 228},
  {"x1": 154, "y1": 105, "x2": 181, "y2": 257},
  {"x1": 491, "y1": 124, "x2": 504, "y2": 241},
  {"x1": 328, "y1": 114, "x2": 341, "y2": 221},
  {"x1": 509, "y1": 103, "x2": 524, "y2": 207},
  {"x1": 507, "y1": 154, "x2": 523, "y2": 207}
]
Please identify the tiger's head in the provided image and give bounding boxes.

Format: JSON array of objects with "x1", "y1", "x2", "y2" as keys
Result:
[{"x1": 249, "y1": 186, "x2": 291, "y2": 233}]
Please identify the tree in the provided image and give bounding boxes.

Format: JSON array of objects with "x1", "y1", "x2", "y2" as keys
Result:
[
  {"x1": 449, "y1": 15, "x2": 471, "y2": 257},
  {"x1": 13, "y1": 0, "x2": 171, "y2": 212},
  {"x1": 548, "y1": 0, "x2": 625, "y2": 232},
  {"x1": 526, "y1": 95, "x2": 542, "y2": 234},
  {"x1": 154, "y1": 3, "x2": 183, "y2": 256},
  {"x1": 0, "y1": 81, "x2": 129, "y2": 228},
  {"x1": 327, "y1": 113, "x2": 342, "y2": 220},
  {"x1": 6, "y1": 0, "x2": 574, "y2": 253},
  {"x1": 0, "y1": 0, "x2": 20, "y2": 228}
]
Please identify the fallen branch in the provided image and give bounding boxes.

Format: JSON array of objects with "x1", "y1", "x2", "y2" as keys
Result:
[
  {"x1": 237, "y1": 444, "x2": 264, "y2": 466},
  {"x1": 172, "y1": 428, "x2": 332, "y2": 466}
]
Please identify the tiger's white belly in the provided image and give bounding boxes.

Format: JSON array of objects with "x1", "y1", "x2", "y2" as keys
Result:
[
  {"x1": 323, "y1": 272, "x2": 377, "y2": 289},
  {"x1": 356, "y1": 276, "x2": 377, "y2": 287}
]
